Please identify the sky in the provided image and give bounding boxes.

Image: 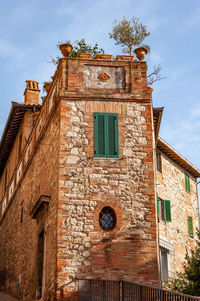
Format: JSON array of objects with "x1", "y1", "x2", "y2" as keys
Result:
[{"x1": 1, "y1": 0, "x2": 200, "y2": 170}]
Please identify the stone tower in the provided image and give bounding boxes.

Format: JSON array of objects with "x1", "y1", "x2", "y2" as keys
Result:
[
  {"x1": 56, "y1": 52, "x2": 159, "y2": 298},
  {"x1": 0, "y1": 51, "x2": 159, "y2": 300}
]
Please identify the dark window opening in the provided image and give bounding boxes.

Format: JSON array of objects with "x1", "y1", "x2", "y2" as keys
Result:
[
  {"x1": 99, "y1": 206, "x2": 116, "y2": 231},
  {"x1": 36, "y1": 230, "x2": 44, "y2": 299},
  {"x1": 20, "y1": 207, "x2": 23, "y2": 224},
  {"x1": 156, "y1": 151, "x2": 162, "y2": 173},
  {"x1": 158, "y1": 198, "x2": 165, "y2": 221}
]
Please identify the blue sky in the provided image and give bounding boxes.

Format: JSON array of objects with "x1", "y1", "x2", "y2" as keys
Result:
[{"x1": 1, "y1": 0, "x2": 200, "y2": 169}]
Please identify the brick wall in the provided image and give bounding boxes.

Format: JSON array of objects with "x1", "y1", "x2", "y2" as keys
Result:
[
  {"x1": 0, "y1": 110, "x2": 35, "y2": 200},
  {"x1": 0, "y1": 107, "x2": 60, "y2": 300}
]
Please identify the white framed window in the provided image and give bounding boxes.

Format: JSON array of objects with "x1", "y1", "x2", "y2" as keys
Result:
[
  {"x1": 159, "y1": 239, "x2": 174, "y2": 282},
  {"x1": 160, "y1": 247, "x2": 169, "y2": 282}
]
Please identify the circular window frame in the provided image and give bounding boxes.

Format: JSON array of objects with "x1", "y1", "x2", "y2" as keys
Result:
[{"x1": 99, "y1": 206, "x2": 117, "y2": 232}]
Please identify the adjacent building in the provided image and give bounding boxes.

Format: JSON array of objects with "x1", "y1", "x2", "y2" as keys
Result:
[
  {"x1": 0, "y1": 50, "x2": 199, "y2": 300},
  {"x1": 156, "y1": 137, "x2": 200, "y2": 281}
]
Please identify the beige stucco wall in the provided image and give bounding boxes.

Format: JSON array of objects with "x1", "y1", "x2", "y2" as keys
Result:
[{"x1": 156, "y1": 150, "x2": 199, "y2": 278}]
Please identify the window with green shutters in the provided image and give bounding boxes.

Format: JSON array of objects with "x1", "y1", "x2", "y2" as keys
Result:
[
  {"x1": 164, "y1": 200, "x2": 171, "y2": 222},
  {"x1": 94, "y1": 113, "x2": 119, "y2": 158},
  {"x1": 157, "y1": 196, "x2": 171, "y2": 222},
  {"x1": 185, "y1": 172, "x2": 190, "y2": 193},
  {"x1": 187, "y1": 216, "x2": 193, "y2": 237}
]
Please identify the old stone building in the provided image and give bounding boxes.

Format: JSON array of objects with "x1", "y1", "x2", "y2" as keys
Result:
[
  {"x1": 156, "y1": 137, "x2": 200, "y2": 281},
  {"x1": 0, "y1": 48, "x2": 199, "y2": 300}
]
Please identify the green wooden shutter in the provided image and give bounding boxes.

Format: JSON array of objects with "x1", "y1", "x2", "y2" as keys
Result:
[
  {"x1": 107, "y1": 114, "x2": 118, "y2": 157},
  {"x1": 164, "y1": 200, "x2": 171, "y2": 222},
  {"x1": 94, "y1": 114, "x2": 105, "y2": 157},
  {"x1": 94, "y1": 113, "x2": 118, "y2": 158},
  {"x1": 157, "y1": 194, "x2": 160, "y2": 215},
  {"x1": 185, "y1": 172, "x2": 188, "y2": 191},
  {"x1": 185, "y1": 172, "x2": 190, "y2": 193},
  {"x1": 188, "y1": 216, "x2": 193, "y2": 237}
]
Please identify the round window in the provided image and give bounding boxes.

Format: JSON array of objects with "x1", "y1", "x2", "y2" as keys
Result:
[{"x1": 99, "y1": 206, "x2": 116, "y2": 231}]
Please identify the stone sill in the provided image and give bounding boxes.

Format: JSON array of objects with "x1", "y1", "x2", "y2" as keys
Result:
[{"x1": 94, "y1": 157, "x2": 120, "y2": 160}]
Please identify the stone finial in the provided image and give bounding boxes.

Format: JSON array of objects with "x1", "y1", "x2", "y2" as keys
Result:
[{"x1": 24, "y1": 80, "x2": 40, "y2": 104}]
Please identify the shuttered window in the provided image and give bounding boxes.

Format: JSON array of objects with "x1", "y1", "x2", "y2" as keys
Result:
[
  {"x1": 185, "y1": 172, "x2": 190, "y2": 193},
  {"x1": 164, "y1": 200, "x2": 171, "y2": 222},
  {"x1": 157, "y1": 196, "x2": 171, "y2": 222},
  {"x1": 94, "y1": 113, "x2": 119, "y2": 158},
  {"x1": 188, "y1": 216, "x2": 193, "y2": 237}
]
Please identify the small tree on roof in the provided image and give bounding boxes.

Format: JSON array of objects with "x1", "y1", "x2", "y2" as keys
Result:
[
  {"x1": 109, "y1": 16, "x2": 150, "y2": 56},
  {"x1": 109, "y1": 16, "x2": 164, "y2": 85}
]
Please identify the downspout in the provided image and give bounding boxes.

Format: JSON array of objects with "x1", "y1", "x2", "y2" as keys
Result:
[
  {"x1": 149, "y1": 88, "x2": 162, "y2": 288},
  {"x1": 196, "y1": 181, "x2": 200, "y2": 230},
  {"x1": 154, "y1": 145, "x2": 162, "y2": 288}
]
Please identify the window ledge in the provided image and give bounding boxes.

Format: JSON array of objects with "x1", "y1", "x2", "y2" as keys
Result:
[{"x1": 94, "y1": 157, "x2": 120, "y2": 160}]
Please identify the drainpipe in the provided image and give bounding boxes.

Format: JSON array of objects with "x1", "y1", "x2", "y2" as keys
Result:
[
  {"x1": 149, "y1": 88, "x2": 162, "y2": 289},
  {"x1": 154, "y1": 152, "x2": 162, "y2": 288},
  {"x1": 196, "y1": 181, "x2": 200, "y2": 230}
]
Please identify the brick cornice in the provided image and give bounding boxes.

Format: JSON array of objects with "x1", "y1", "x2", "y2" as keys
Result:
[{"x1": 58, "y1": 95, "x2": 151, "y2": 103}]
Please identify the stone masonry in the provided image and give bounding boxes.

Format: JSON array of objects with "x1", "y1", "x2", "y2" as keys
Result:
[
  {"x1": 56, "y1": 55, "x2": 159, "y2": 299},
  {"x1": 156, "y1": 139, "x2": 200, "y2": 279},
  {"x1": 57, "y1": 99, "x2": 158, "y2": 298},
  {"x1": 0, "y1": 52, "x2": 175, "y2": 300}
]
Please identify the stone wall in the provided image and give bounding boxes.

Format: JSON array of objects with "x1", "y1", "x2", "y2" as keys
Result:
[
  {"x1": 157, "y1": 151, "x2": 199, "y2": 276},
  {"x1": 57, "y1": 97, "x2": 159, "y2": 298}
]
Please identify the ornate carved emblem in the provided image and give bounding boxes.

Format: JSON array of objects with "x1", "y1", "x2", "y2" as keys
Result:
[{"x1": 99, "y1": 72, "x2": 110, "y2": 82}]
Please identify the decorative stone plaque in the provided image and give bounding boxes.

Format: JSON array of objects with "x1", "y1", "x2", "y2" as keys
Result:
[{"x1": 84, "y1": 66, "x2": 125, "y2": 89}]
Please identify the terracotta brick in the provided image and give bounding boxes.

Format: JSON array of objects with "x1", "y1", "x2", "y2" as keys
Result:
[{"x1": 0, "y1": 55, "x2": 159, "y2": 300}]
